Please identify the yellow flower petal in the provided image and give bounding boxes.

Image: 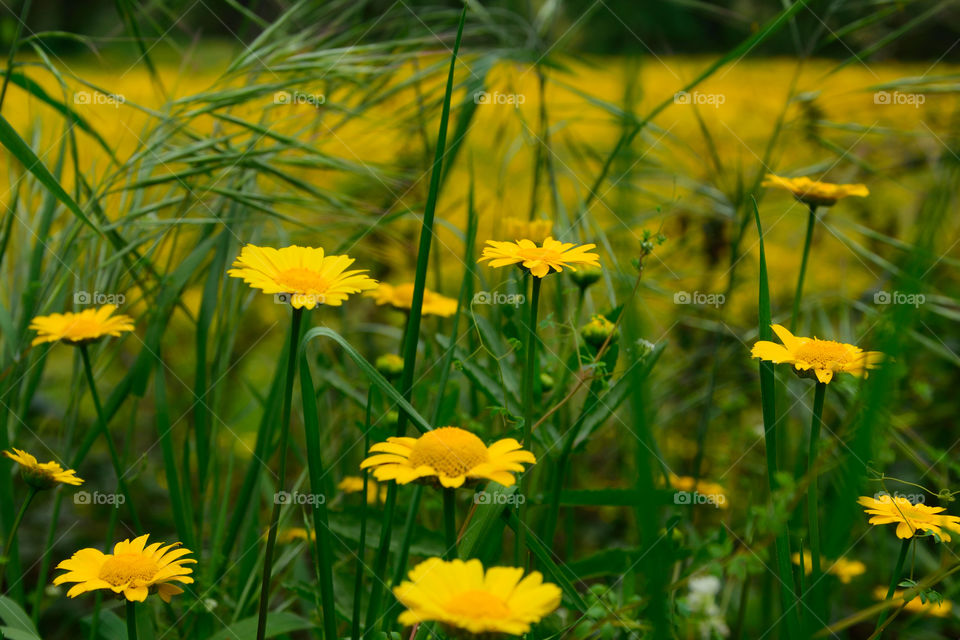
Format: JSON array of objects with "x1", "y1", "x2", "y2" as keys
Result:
[{"x1": 360, "y1": 427, "x2": 535, "y2": 489}]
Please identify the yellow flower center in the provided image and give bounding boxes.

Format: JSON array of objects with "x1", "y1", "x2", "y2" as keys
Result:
[
  {"x1": 98, "y1": 553, "x2": 159, "y2": 586},
  {"x1": 277, "y1": 268, "x2": 328, "y2": 293},
  {"x1": 408, "y1": 427, "x2": 489, "y2": 477},
  {"x1": 793, "y1": 340, "x2": 853, "y2": 368},
  {"x1": 445, "y1": 589, "x2": 511, "y2": 619},
  {"x1": 516, "y1": 247, "x2": 561, "y2": 264}
]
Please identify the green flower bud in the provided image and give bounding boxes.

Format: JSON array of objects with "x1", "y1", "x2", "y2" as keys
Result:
[
  {"x1": 375, "y1": 354, "x2": 404, "y2": 380},
  {"x1": 580, "y1": 315, "x2": 617, "y2": 350}
]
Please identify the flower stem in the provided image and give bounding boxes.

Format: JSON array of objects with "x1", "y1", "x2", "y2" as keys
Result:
[
  {"x1": 518, "y1": 275, "x2": 542, "y2": 567},
  {"x1": 125, "y1": 601, "x2": 137, "y2": 640},
  {"x1": 876, "y1": 538, "x2": 911, "y2": 631},
  {"x1": 78, "y1": 344, "x2": 141, "y2": 533},
  {"x1": 256, "y1": 307, "x2": 303, "y2": 640},
  {"x1": 443, "y1": 488, "x2": 457, "y2": 560},
  {"x1": 805, "y1": 381, "x2": 826, "y2": 624},
  {"x1": 351, "y1": 390, "x2": 374, "y2": 640},
  {"x1": 0, "y1": 487, "x2": 36, "y2": 593},
  {"x1": 790, "y1": 204, "x2": 818, "y2": 331}
]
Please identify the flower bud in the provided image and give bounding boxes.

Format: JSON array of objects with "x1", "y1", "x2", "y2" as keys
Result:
[
  {"x1": 580, "y1": 315, "x2": 617, "y2": 350},
  {"x1": 375, "y1": 354, "x2": 404, "y2": 380},
  {"x1": 570, "y1": 265, "x2": 603, "y2": 290}
]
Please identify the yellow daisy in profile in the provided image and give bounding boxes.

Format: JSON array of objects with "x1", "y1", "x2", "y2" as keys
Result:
[
  {"x1": 30, "y1": 305, "x2": 134, "y2": 346},
  {"x1": 360, "y1": 426, "x2": 536, "y2": 489},
  {"x1": 54, "y1": 534, "x2": 195, "y2": 602},
  {"x1": 792, "y1": 553, "x2": 866, "y2": 584},
  {"x1": 751, "y1": 324, "x2": 882, "y2": 384},
  {"x1": 367, "y1": 283, "x2": 458, "y2": 317},
  {"x1": 858, "y1": 494, "x2": 960, "y2": 541},
  {"x1": 227, "y1": 244, "x2": 378, "y2": 309},
  {"x1": 873, "y1": 587, "x2": 952, "y2": 617},
  {"x1": 504, "y1": 217, "x2": 554, "y2": 243},
  {"x1": 3, "y1": 448, "x2": 84, "y2": 489},
  {"x1": 479, "y1": 237, "x2": 600, "y2": 278},
  {"x1": 338, "y1": 475, "x2": 388, "y2": 505},
  {"x1": 393, "y1": 557, "x2": 562, "y2": 635},
  {"x1": 762, "y1": 174, "x2": 869, "y2": 207}
]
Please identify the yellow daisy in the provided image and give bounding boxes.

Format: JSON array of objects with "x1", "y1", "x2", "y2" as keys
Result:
[
  {"x1": 54, "y1": 534, "x2": 195, "y2": 602},
  {"x1": 791, "y1": 553, "x2": 866, "y2": 584},
  {"x1": 873, "y1": 587, "x2": 952, "y2": 617},
  {"x1": 751, "y1": 324, "x2": 883, "y2": 384},
  {"x1": 367, "y1": 283, "x2": 458, "y2": 317},
  {"x1": 762, "y1": 174, "x2": 869, "y2": 207},
  {"x1": 338, "y1": 475, "x2": 388, "y2": 505},
  {"x1": 3, "y1": 448, "x2": 84, "y2": 489},
  {"x1": 30, "y1": 305, "x2": 134, "y2": 346},
  {"x1": 360, "y1": 426, "x2": 536, "y2": 489},
  {"x1": 479, "y1": 237, "x2": 600, "y2": 278},
  {"x1": 227, "y1": 244, "x2": 378, "y2": 309},
  {"x1": 393, "y1": 557, "x2": 562, "y2": 636},
  {"x1": 858, "y1": 494, "x2": 960, "y2": 541},
  {"x1": 504, "y1": 217, "x2": 554, "y2": 243}
]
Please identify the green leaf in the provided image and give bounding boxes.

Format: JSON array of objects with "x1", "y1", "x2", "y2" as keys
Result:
[
  {"x1": 458, "y1": 483, "x2": 516, "y2": 560},
  {"x1": 503, "y1": 509, "x2": 589, "y2": 612},
  {"x1": 300, "y1": 327, "x2": 432, "y2": 433},
  {"x1": 209, "y1": 612, "x2": 314, "y2": 640},
  {"x1": 0, "y1": 596, "x2": 39, "y2": 638},
  {"x1": 0, "y1": 113, "x2": 99, "y2": 234}
]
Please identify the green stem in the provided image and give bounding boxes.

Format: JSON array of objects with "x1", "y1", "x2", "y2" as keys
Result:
[
  {"x1": 443, "y1": 489, "x2": 457, "y2": 560},
  {"x1": 805, "y1": 382, "x2": 826, "y2": 626},
  {"x1": 760, "y1": 362, "x2": 799, "y2": 640},
  {"x1": 876, "y1": 538, "x2": 911, "y2": 631},
  {"x1": 366, "y1": 12, "x2": 465, "y2": 631},
  {"x1": 0, "y1": 487, "x2": 36, "y2": 593},
  {"x1": 518, "y1": 276, "x2": 542, "y2": 567},
  {"x1": 390, "y1": 485, "x2": 423, "y2": 587},
  {"x1": 255, "y1": 307, "x2": 303, "y2": 640},
  {"x1": 790, "y1": 204, "x2": 817, "y2": 331},
  {"x1": 79, "y1": 344, "x2": 141, "y2": 532},
  {"x1": 125, "y1": 601, "x2": 137, "y2": 640},
  {"x1": 351, "y1": 390, "x2": 374, "y2": 640}
]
